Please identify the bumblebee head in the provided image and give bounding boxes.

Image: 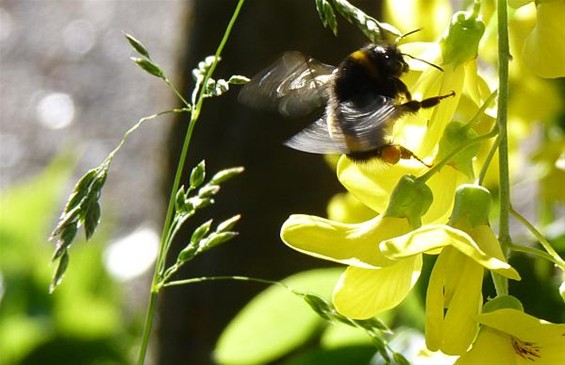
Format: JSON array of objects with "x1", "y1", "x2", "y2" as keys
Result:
[{"x1": 366, "y1": 44, "x2": 409, "y2": 77}]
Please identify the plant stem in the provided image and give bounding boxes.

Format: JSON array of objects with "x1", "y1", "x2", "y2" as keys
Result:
[
  {"x1": 163, "y1": 275, "x2": 282, "y2": 288},
  {"x1": 477, "y1": 134, "x2": 501, "y2": 185},
  {"x1": 417, "y1": 90, "x2": 497, "y2": 184},
  {"x1": 136, "y1": 2, "x2": 246, "y2": 363},
  {"x1": 510, "y1": 208, "x2": 565, "y2": 270},
  {"x1": 494, "y1": 0, "x2": 510, "y2": 296}
]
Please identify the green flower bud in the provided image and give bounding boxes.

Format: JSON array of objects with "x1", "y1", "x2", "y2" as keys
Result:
[
  {"x1": 436, "y1": 120, "x2": 480, "y2": 178},
  {"x1": 190, "y1": 160, "x2": 206, "y2": 189},
  {"x1": 441, "y1": 3, "x2": 485, "y2": 68},
  {"x1": 383, "y1": 175, "x2": 433, "y2": 228},
  {"x1": 482, "y1": 295, "x2": 524, "y2": 313},
  {"x1": 449, "y1": 184, "x2": 491, "y2": 227}
]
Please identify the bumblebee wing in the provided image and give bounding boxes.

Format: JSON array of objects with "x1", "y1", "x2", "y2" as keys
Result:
[
  {"x1": 284, "y1": 96, "x2": 402, "y2": 155},
  {"x1": 284, "y1": 116, "x2": 349, "y2": 154},
  {"x1": 238, "y1": 51, "x2": 335, "y2": 117},
  {"x1": 332, "y1": 96, "x2": 402, "y2": 152}
]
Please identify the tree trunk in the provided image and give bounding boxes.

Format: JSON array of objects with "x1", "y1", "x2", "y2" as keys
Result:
[{"x1": 158, "y1": 1, "x2": 380, "y2": 364}]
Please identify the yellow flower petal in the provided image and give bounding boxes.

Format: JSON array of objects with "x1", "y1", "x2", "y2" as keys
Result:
[
  {"x1": 380, "y1": 224, "x2": 521, "y2": 280},
  {"x1": 509, "y1": 0, "x2": 533, "y2": 8},
  {"x1": 523, "y1": 1, "x2": 565, "y2": 78},
  {"x1": 458, "y1": 309, "x2": 565, "y2": 364},
  {"x1": 326, "y1": 192, "x2": 376, "y2": 224},
  {"x1": 455, "y1": 326, "x2": 516, "y2": 364},
  {"x1": 468, "y1": 225, "x2": 507, "y2": 262},
  {"x1": 424, "y1": 166, "x2": 469, "y2": 224},
  {"x1": 415, "y1": 66, "x2": 465, "y2": 158},
  {"x1": 478, "y1": 309, "x2": 565, "y2": 346},
  {"x1": 426, "y1": 247, "x2": 483, "y2": 355},
  {"x1": 338, "y1": 162, "x2": 467, "y2": 225},
  {"x1": 384, "y1": 0, "x2": 452, "y2": 41},
  {"x1": 337, "y1": 156, "x2": 422, "y2": 214},
  {"x1": 280, "y1": 214, "x2": 411, "y2": 268},
  {"x1": 332, "y1": 256, "x2": 423, "y2": 319}
]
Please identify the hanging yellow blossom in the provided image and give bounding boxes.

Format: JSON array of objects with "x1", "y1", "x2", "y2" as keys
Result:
[
  {"x1": 509, "y1": 0, "x2": 565, "y2": 78},
  {"x1": 380, "y1": 185, "x2": 521, "y2": 355},
  {"x1": 281, "y1": 176, "x2": 432, "y2": 319},
  {"x1": 456, "y1": 297, "x2": 565, "y2": 364}
]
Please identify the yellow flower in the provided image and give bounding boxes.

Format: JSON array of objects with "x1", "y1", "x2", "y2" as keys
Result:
[
  {"x1": 281, "y1": 176, "x2": 432, "y2": 319},
  {"x1": 510, "y1": 0, "x2": 565, "y2": 78},
  {"x1": 338, "y1": 6, "x2": 491, "y2": 225},
  {"x1": 380, "y1": 185, "x2": 521, "y2": 355},
  {"x1": 281, "y1": 2, "x2": 512, "y2": 327},
  {"x1": 384, "y1": 0, "x2": 452, "y2": 42},
  {"x1": 456, "y1": 308, "x2": 565, "y2": 364},
  {"x1": 326, "y1": 192, "x2": 376, "y2": 224}
]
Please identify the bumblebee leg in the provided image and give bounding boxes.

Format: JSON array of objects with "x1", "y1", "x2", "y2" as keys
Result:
[
  {"x1": 380, "y1": 144, "x2": 432, "y2": 167},
  {"x1": 398, "y1": 145, "x2": 432, "y2": 167},
  {"x1": 398, "y1": 90, "x2": 455, "y2": 112}
]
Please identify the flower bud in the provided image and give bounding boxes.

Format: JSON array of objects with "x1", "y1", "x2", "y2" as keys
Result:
[
  {"x1": 482, "y1": 295, "x2": 524, "y2": 313},
  {"x1": 441, "y1": 3, "x2": 485, "y2": 68},
  {"x1": 383, "y1": 175, "x2": 433, "y2": 228},
  {"x1": 449, "y1": 184, "x2": 491, "y2": 228}
]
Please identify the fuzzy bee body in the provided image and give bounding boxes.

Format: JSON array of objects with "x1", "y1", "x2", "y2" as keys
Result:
[{"x1": 239, "y1": 42, "x2": 454, "y2": 164}]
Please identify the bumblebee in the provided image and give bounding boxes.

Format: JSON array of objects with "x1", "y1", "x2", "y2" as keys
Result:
[{"x1": 239, "y1": 40, "x2": 455, "y2": 165}]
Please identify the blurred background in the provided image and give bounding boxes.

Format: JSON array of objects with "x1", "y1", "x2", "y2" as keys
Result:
[{"x1": 0, "y1": 0, "x2": 377, "y2": 364}]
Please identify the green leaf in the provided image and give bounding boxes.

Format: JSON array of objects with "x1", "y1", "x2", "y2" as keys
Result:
[
  {"x1": 282, "y1": 346, "x2": 376, "y2": 365},
  {"x1": 124, "y1": 33, "x2": 150, "y2": 58},
  {"x1": 190, "y1": 160, "x2": 206, "y2": 189},
  {"x1": 331, "y1": 0, "x2": 401, "y2": 42},
  {"x1": 320, "y1": 323, "x2": 373, "y2": 348},
  {"x1": 131, "y1": 57, "x2": 164, "y2": 79},
  {"x1": 214, "y1": 268, "x2": 342, "y2": 365},
  {"x1": 316, "y1": 0, "x2": 338, "y2": 36}
]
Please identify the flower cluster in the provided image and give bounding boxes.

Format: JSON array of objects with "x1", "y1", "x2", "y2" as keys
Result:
[{"x1": 280, "y1": 0, "x2": 564, "y2": 362}]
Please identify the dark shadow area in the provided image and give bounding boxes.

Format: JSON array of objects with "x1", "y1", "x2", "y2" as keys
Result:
[{"x1": 158, "y1": 1, "x2": 381, "y2": 364}]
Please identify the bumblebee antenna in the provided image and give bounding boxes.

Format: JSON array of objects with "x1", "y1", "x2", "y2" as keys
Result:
[
  {"x1": 394, "y1": 28, "x2": 444, "y2": 72},
  {"x1": 401, "y1": 53, "x2": 444, "y2": 72},
  {"x1": 396, "y1": 28, "x2": 422, "y2": 43}
]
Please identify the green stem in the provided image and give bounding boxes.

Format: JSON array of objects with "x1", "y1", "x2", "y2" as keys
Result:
[
  {"x1": 163, "y1": 275, "x2": 282, "y2": 288},
  {"x1": 136, "y1": 2, "x2": 246, "y2": 363},
  {"x1": 166, "y1": 79, "x2": 191, "y2": 108},
  {"x1": 106, "y1": 109, "x2": 187, "y2": 165},
  {"x1": 510, "y1": 208, "x2": 565, "y2": 270},
  {"x1": 417, "y1": 90, "x2": 498, "y2": 183},
  {"x1": 508, "y1": 244, "x2": 564, "y2": 269},
  {"x1": 494, "y1": 0, "x2": 511, "y2": 296},
  {"x1": 477, "y1": 134, "x2": 501, "y2": 185}
]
